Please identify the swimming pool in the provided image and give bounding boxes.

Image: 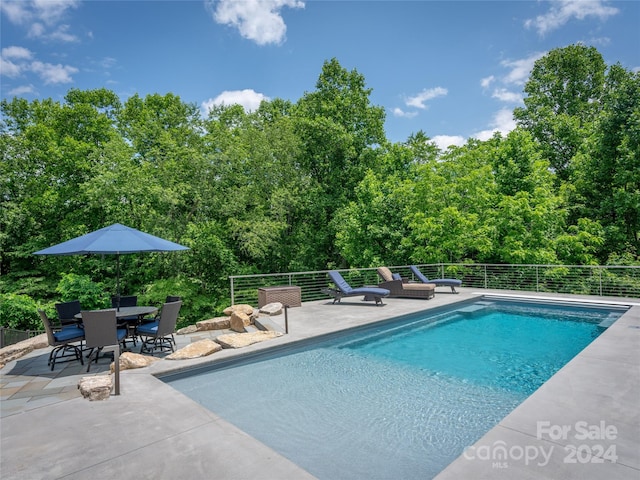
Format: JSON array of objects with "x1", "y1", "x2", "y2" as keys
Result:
[{"x1": 164, "y1": 298, "x2": 627, "y2": 479}]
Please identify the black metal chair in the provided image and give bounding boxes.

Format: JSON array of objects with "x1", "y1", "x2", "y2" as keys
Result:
[
  {"x1": 38, "y1": 310, "x2": 85, "y2": 371},
  {"x1": 81, "y1": 309, "x2": 127, "y2": 373},
  {"x1": 137, "y1": 301, "x2": 182, "y2": 354}
]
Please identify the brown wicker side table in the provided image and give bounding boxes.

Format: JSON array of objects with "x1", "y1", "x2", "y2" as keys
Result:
[{"x1": 258, "y1": 286, "x2": 302, "y2": 308}]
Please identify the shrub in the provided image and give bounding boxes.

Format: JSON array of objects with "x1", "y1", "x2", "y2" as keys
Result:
[
  {"x1": 139, "y1": 277, "x2": 229, "y2": 327},
  {"x1": 55, "y1": 273, "x2": 108, "y2": 309},
  {"x1": 0, "y1": 293, "x2": 41, "y2": 330}
]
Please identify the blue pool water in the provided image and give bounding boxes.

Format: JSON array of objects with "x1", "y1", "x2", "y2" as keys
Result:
[{"x1": 164, "y1": 299, "x2": 626, "y2": 480}]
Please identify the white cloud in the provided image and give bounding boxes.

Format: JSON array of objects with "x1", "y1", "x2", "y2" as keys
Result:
[
  {"x1": 0, "y1": 0, "x2": 80, "y2": 42},
  {"x1": 32, "y1": 0, "x2": 81, "y2": 26},
  {"x1": 525, "y1": 0, "x2": 619, "y2": 36},
  {"x1": 501, "y1": 52, "x2": 545, "y2": 85},
  {"x1": 472, "y1": 108, "x2": 516, "y2": 141},
  {"x1": 2, "y1": 46, "x2": 33, "y2": 60},
  {"x1": 480, "y1": 75, "x2": 495, "y2": 89},
  {"x1": 208, "y1": 0, "x2": 304, "y2": 46},
  {"x1": 0, "y1": 57, "x2": 23, "y2": 78},
  {"x1": 0, "y1": 1, "x2": 32, "y2": 24},
  {"x1": 405, "y1": 87, "x2": 448, "y2": 109},
  {"x1": 491, "y1": 88, "x2": 523, "y2": 103},
  {"x1": 9, "y1": 84, "x2": 36, "y2": 96},
  {"x1": 47, "y1": 24, "x2": 78, "y2": 43},
  {"x1": 1, "y1": 46, "x2": 77, "y2": 85},
  {"x1": 432, "y1": 135, "x2": 466, "y2": 150},
  {"x1": 1, "y1": 47, "x2": 32, "y2": 78},
  {"x1": 202, "y1": 89, "x2": 270, "y2": 113},
  {"x1": 30, "y1": 60, "x2": 78, "y2": 84},
  {"x1": 431, "y1": 109, "x2": 515, "y2": 149},
  {"x1": 392, "y1": 107, "x2": 418, "y2": 118}
]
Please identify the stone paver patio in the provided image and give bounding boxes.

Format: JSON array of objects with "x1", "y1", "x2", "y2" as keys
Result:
[{"x1": 1, "y1": 289, "x2": 638, "y2": 479}]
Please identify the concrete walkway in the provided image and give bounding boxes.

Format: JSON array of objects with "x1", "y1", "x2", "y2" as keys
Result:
[{"x1": 1, "y1": 290, "x2": 638, "y2": 479}]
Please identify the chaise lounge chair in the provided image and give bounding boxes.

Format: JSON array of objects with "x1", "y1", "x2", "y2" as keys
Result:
[
  {"x1": 410, "y1": 265, "x2": 462, "y2": 293},
  {"x1": 377, "y1": 267, "x2": 435, "y2": 299},
  {"x1": 324, "y1": 271, "x2": 390, "y2": 306}
]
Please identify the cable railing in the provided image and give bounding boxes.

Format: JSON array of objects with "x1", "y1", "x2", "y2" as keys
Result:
[{"x1": 229, "y1": 264, "x2": 640, "y2": 306}]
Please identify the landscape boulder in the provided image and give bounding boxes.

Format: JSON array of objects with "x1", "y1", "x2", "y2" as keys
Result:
[
  {"x1": 166, "y1": 338, "x2": 222, "y2": 360},
  {"x1": 78, "y1": 375, "x2": 112, "y2": 401},
  {"x1": 223, "y1": 304, "x2": 254, "y2": 316},
  {"x1": 109, "y1": 352, "x2": 160, "y2": 373},
  {"x1": 230, "y1": 310, "x2": 251, "y2": 333},
  {"x1": 259, "y1": 302, "x2": 283, "y2": 316},
  {"x1": 0, "y1": 334, "x2": 48, "y2": 369},
  {"x1": 196, "y1": 317, "x2": 231, "y2": 330},
  {"x1": 176, "y1": 324, "x2": 198, "y2": 335},
  {"x1": 216, "y1": 331, "x2": 283, "y2": 349}
]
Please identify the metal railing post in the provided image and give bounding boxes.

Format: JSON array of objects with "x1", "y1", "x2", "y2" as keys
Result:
[
  {"x1": 536, "y1": 265, "x2": 539, "y2": 292},
  {"x1": 284, "y1": 305, "x2": 289, "y2": 334},
  {"x1": 484, "y1": 265, "x2": 488, "y2": 289},
  {"x1": 599, "y1": 267, "x2": 603, "y2": 296},
  {"x1": 230, "y1": 276, "x2": 235, "y2": 306}
]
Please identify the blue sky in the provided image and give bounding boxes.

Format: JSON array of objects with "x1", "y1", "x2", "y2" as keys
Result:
[{"x1": 1, "y1": 1, "x2": 638, "y2": 148}]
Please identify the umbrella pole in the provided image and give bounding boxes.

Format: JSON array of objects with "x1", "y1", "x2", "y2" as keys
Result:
[{"x1": 116, "y1": 255, "x2": 120, "y2": 310}]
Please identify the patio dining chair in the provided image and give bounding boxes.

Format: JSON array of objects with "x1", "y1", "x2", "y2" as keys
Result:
[
  {"x1": 110, "y1": 295, "x2": 140, "y2": 347},
  {"x1": 38, "y1": 310, "x2": 85, "y2": 371},
  {"x1": 81, "y1": 309, "x2": 128, "y2": 372},
  {"x1": 137, "y1": 301, "x2": 182, "y2": 354},
  {"x1": 140, "y1": 295, "x2": 181, "y2": 334},
  {"x1": 55, "y1": 300, "x2": 83, "y2": 327}
]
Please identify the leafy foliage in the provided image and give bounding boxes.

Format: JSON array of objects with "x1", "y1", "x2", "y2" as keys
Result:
[
  {"x1": 0, "y1": 293, "x2": 41, "y2": 330},
  {"x1": 55, "y1": 273, "x2": 108, "y2": 310},
  {"x1": 1, "y1": 51, "x2": 638, "y2": 330}
]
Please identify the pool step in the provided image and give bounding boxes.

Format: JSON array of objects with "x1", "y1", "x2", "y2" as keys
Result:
[
  {"x1": 254, "y1": 316, "x2": 285, "y2": 333},
  {"x1": 598, "y1": 313, "x2": 621, "y2": 328},
  {"x1": 457, "y1": 304, "x2": 490, "y2": 315}
]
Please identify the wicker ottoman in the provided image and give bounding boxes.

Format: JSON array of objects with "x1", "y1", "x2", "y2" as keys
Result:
[{"x1": 258, "y1": 286, "x2": 302, "y2": 308}]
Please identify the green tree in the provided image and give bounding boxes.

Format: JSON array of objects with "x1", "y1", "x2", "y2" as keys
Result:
[
  {"x1": 571, "y1": 64, "x2": 640, "y2": 260},
  {"x1": 0, "y1": 90, "x2": 122, "y2": 293},
  {"x1": 514, "y1": 44, "x2": 606, "y2": 181},
  {"x1": 294, "y1": 58, "x2": 386, "y2": 267}
]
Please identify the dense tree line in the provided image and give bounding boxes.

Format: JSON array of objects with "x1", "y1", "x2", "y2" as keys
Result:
[{"x1": 1, "y1": 46, "x2": 639, "y2": 326}]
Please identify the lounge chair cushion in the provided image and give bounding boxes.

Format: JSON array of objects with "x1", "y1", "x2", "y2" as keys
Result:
[
  {"x1": 402, "y1": 283, "x2": 436, "y2": 292},
  {"x1": 326, "y1": 271, "x2": 390, "y2": 305},
  {"x1": 377, "y1": 267, "x2": 394, "y2": 282},
  {"x1": 410, "y1": 265, "x2": 462, "y2": 287}
]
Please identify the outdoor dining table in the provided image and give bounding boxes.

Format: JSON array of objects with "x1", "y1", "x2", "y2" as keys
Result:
[
  {"x1": 74, "y1": 306, "x2": 158, "y2": 321},
  {"x1": 74, "y1": 306, "x2": 159, "y2": 348}
]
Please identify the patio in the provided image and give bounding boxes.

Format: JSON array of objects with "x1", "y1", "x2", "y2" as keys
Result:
[{"x1": 1, "y1": 289, "x2": 639, "y2": 479}]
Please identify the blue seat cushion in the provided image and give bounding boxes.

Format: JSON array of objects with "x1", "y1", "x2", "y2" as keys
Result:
[
  {"x1": 137, "y1": 321, "x2": 159, "y2": 335},
  {"x1": 116, "y1": 327, "x2": 128, "y2": 341},
  {"x1": 392, "y1": 273, "x2": 402, "y2": 280},
  {"x1": 54, "y1": 326, "x2": 85, "y2": 342}
]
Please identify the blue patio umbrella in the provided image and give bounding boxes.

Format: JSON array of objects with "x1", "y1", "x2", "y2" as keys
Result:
[{"x1": 34, "y1": 223, "x2": 189, "y2": 296}]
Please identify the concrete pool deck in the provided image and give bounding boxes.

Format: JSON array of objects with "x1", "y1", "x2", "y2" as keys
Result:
[{"x1": 1, "y1": 289, "x2": 639, "y2": 479}]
